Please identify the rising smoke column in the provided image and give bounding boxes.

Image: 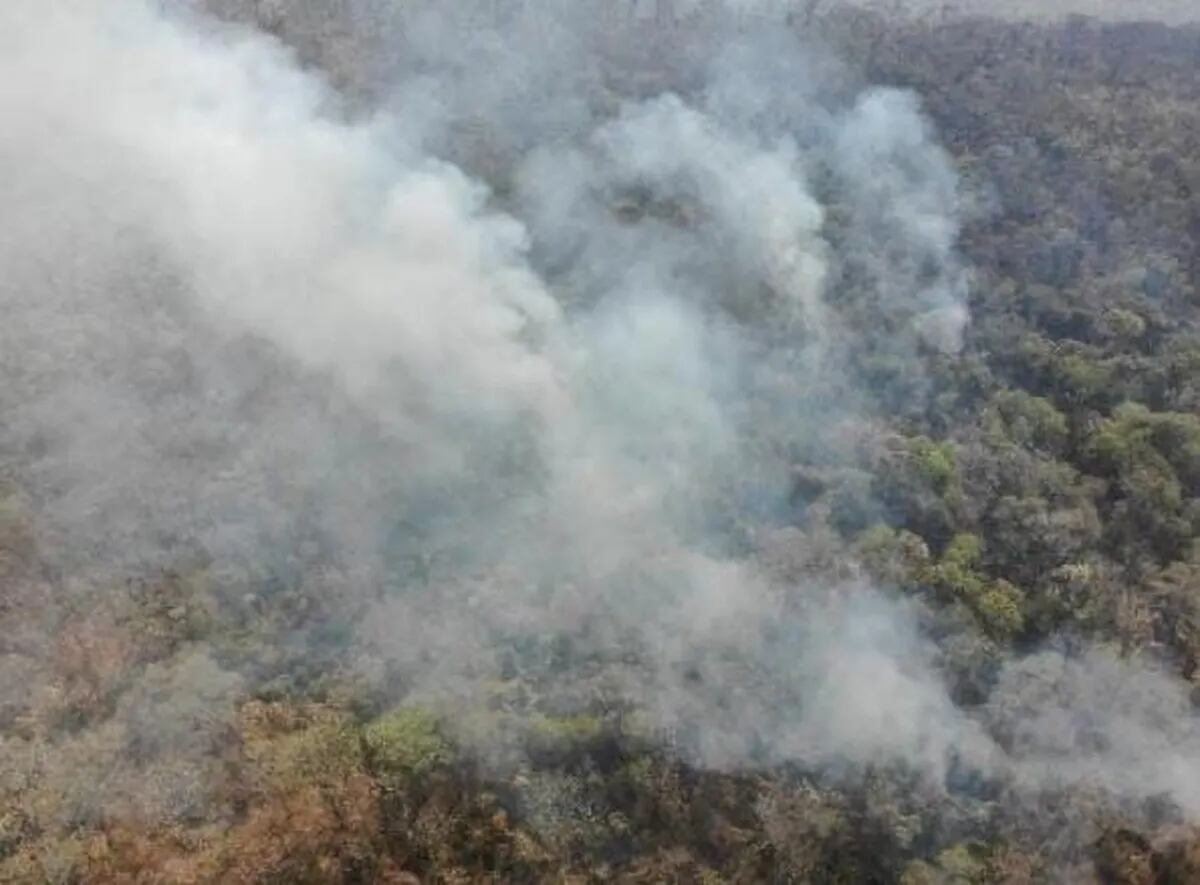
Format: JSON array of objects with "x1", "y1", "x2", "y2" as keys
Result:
[{"x1": 1, "y1": 0, "x2": 1198, "y2": 837}]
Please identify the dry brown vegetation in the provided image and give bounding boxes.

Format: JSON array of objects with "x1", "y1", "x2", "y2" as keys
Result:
[{"x1": 5, "y1": 4, "x2": 1200, "y2": 883}]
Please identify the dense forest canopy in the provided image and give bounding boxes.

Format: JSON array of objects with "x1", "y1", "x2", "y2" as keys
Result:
[{"x1": 2, "y1": 1, "x2": 1200, "y2": 882}]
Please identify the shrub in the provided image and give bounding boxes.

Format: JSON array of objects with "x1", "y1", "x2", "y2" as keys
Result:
[
  {"x1": 911, "y1": 437, "x2": 960, "y2": 493},
  {"x1": 364, "y1": 707, "x2": 452, "y2": 778}
]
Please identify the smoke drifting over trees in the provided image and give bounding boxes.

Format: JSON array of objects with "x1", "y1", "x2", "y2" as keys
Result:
[{"x1": 2, "y1": 0, "x2": 1199, "y2": 881}]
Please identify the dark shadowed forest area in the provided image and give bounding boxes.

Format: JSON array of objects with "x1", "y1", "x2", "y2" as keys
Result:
[{"x1": 3, "y1": 1, "x2": 1200, "y2": 882}]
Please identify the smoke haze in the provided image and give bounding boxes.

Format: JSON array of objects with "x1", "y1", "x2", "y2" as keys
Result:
[{"x1": 2, "y1": 0, "x2": 1198, "y2": 852}]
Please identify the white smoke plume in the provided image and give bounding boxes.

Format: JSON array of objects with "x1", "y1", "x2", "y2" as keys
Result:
[{"x1": 1, "y1": 0, "x2": 1197, "y2": 837}]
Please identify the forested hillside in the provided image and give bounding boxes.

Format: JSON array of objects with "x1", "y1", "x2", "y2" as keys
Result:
[{"x1": 2, "y1": 2, "x2": 1200, "y2": 882}]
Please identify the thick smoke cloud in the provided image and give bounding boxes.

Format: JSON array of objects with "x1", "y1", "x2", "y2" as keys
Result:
[{"x1": 2, "y1": 0, "x2": 1198, "y2": 835}]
